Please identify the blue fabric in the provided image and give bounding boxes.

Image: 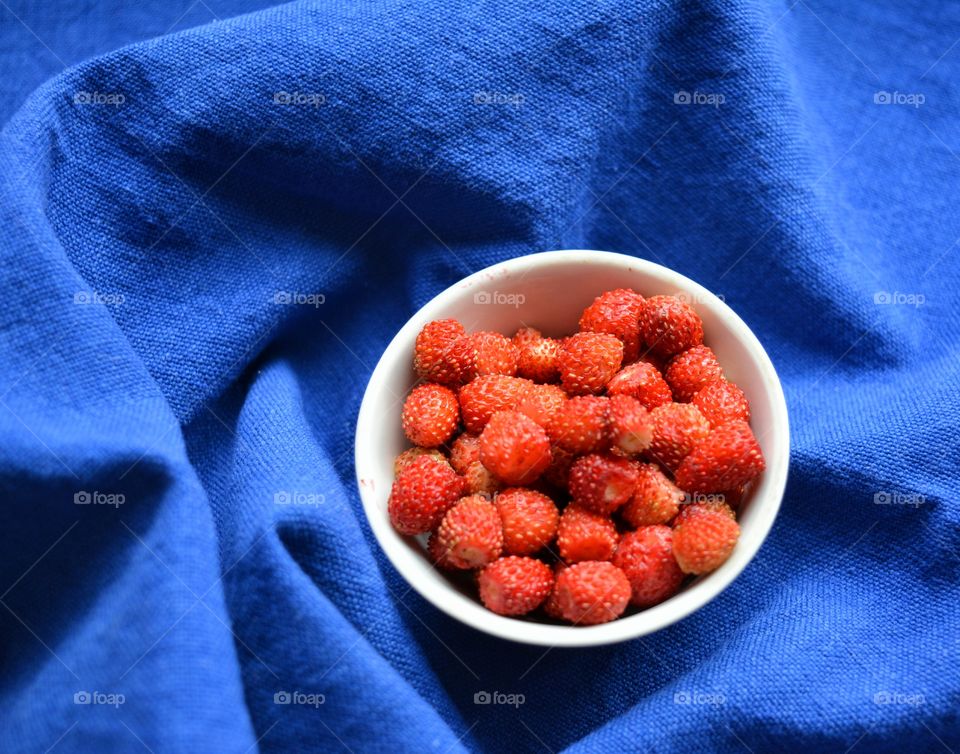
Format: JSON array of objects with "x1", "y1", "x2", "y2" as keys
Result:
[{"x1": 0, "y1": 0, "x2": 957, "y2": 751}]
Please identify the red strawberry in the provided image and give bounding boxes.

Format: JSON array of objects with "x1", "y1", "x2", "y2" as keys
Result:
[
  {"x1": 621, "y1": 462, "x2": 685, "y2": 528},
  {"x1": 639, "y1": 295, "x2": 703, "y2": 358},
  {"x1": 613, "y1": 526, "x2": 685, "y2": 607},
  {"x1": 647, "y1": 402, "x2": 711, "y2": 472},
  {"x1": 559, "y1": 332, "x2": 623, "y2": 395},
  {"x1": 512, "y1": 326, "x2": 543, "y2": 349},
  {"x1": 672, "y1": 506, "x2": 740, "y2": 574},
  {"x1": 494, "y1": 488, "x2": 560, "y2": 555},
  {"x1": 413, "y1": 319, "x2": 468, "y2": 386},
  {"x1": 664, "y1": 345, "x2": 723, "y2": 402},
  {"x1": 568, "y1": 454, "x2": 639, "y2": 515},
  {"x1": 463, "y1": 462, "x2": 501, "y2": 495},
  {"x1": 542, "y1": 562, "x2": 568, "y2": 619},
  {"x1": 427, "y1": 531, "x2": 455, "y2": 570},
  {"x1": 436, "y1": 495, "x2": 504, "y2": 569},
  {"x1": 479, "y1": 410, "x2": 552, "y2": 485},
  {"x1": 547, "y1": 396, "x2": 610, "y2": 454},
  {"x1": 448, "y1": 331, "x2": 520, "y2": 380},
  {"x1": 608, "y1": 394, "x2": 653, "y2": 456},
  {"x1": 401, "y1": 383, "x2": 460, "y2": 447},
  {"x1": 388, "y1": 456, "x2": 465, "y2": 535},
  {"x1": 674, "y1": 420, "x2": 765, "y2": 493},
  {"x1": 458, "y1": 375, "x2": 532, "y2": 433},
  {"x1": 542, "y1": 445, "x2": 576, "y2": 489},
  {"x1": 691, "y1": 379, "x2": 751, "y2": 427},
  {"x1": 515, "y1": 383, "x2": 567, "y2": 428},
  {"x1": 449, "y1": 433, "x2": 481, "y2": 474},
  {"x1": 672, "y1": 498, "x2": 736, "y2": 526},
  {"x1": 394, "y1": 447, "x2": 448, "y2": 476},
  {"x1": 606, "y1": 361, "x2": 672, "y2": 411},
  {"x1": 578, "y1": 288, "x2": 646, "y2": 363},
  {"x1": 478, "y1": 556, "x2": 554, "y2": 616},
  {"x1": 517, "y1": 336, "x2": 563, "y2": 383},
  {"x1": 553, "y1": 561, "x2": 631, "y2": 625},
  {"x1": 557, "y1": 505, "x2": 619, "y2": 563}
]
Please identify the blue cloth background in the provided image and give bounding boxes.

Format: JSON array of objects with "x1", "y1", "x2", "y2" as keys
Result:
[{"x1": 0, "y1": 0, "x2": 957, "y2": 751}]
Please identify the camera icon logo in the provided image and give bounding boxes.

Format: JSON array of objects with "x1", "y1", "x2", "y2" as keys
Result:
[
  {"x1": 473, "y1": 691, "x2": 491, "y2": 705},
  {"x1": 74, "y1": 491, "x2": 91, "y2": 505},
  {"x1": 673, "y1": 691, "x2": 691, "y2": 704},
  {"x1": 874, "y1": 491, "x2": 891, "y2": 505},
  {"x1": 274, "y1": 491, "x2": 291, "y2": 505},
  {"x1": 674, "y1": 90, "x2": 692, "y2": 105},
  {"x1": 874, "y1": 91, "x2": 891, "y2": 105},
  {"x1": 473, "y1": 291, "x2": 492, "y2": 305},
  {"x1": 74, "y1": 691, "x2": 91, "y2": 705},
  {"x1": 274, "y1": 691, "x2": 291, "y2": 704}
]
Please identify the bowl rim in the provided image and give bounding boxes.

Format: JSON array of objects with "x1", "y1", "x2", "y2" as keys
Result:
[{"x1": 355, "y1": 249, "x2": 790, "y2": 647}]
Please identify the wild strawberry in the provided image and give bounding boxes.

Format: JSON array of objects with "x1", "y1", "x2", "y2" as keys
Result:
[
  {"x1": 672, "y1": 498, "x2": 736, "y2": 526},
  {"x1": 621, "y1": 462, "x2": 685, "y2": 528},
  {"x1": 664, "y1": 345, "x2": 723, "y2": 402},
  {"x1": 553, "y1": 561, "x2": 631, "y2": 625},
  {"x1": 691, "y1": 379, "x2": 751, "y2": 427},
  {"x1": 568, "y1": 454, "x2": 639, "y2": 515},
  {"x1": 547, "y1": 396, "x2": 610, "y2": 454},
  {"x1": 512, "y1": 326, "x2": 543, "y2": 349},
  {"x1": 515, "y1": 383, "x2": 567, "y2": 428},
  {"x1": 517, "y1": 336, "x2": 563, "y2": 382},
  {"x1": 463, "y1": 462, "x2": 501, "y2": 495},
  {"x1": 401, "y1": 383, "x2": 460, "y2": 447},
  {"x1": 388, "y1": 456, "x2": 465, "y2": 535},
  {"x1": 674, "y1": 420, "x2": 765, "y2": 493},
  {"x1": 557, "y1": 505, "x2": 619, "y2": 563},
  {"x1": 542, "y1": 562, "x2": 568, "y2": 620},
  {"x1": 478, "y1": 556, "x2": 553, "y2": 615},
  {"x1": 436, "y1": 495, "x2": 503, "y2": 569},
  {"x1": 479, "y1": 410, "x2": 552, "y2": 485},
  {"x1": 608, "y1": 394, "x2": 653, "y2": 456},
  {"x1": 449, "y1": 433, "x2": 480, "y2": 474},
  {"x1": 458, "y1": 375, "x2": 532, "y2": 433},
  {"x1": 494, "y1": 488, "x2": 559, "y2": 556},
  {"x1": 578, "y1": 288, "x2": 646, "y2": 363},
  {"x1": 414, "y1": 319, "x2": 468, "y2": 386},
  {"x1": 606, "y1": 361, "x2": 672, "y2": 411},
  {"x1": 647, "y1": 402, "x2": 711, "y2": 472},
  {"x1": 542, "y1": 445, "x2": 576, "y2": 489},
  {"x1": 639, "y1": 295, "x2": 703, "y2": 358},
  {"x1": 559, "y1": 332, "x2": 623, "y2": 395},
  {"x1": 672, "y1": 506, "x2": 740, "y2": 574},
  {"x1": 449, "y1": 331, "x2": 519, "y2": 379},
  {"x1": 613, "y1": 526, "x2": 685, "y2": 607},
  {"x1": 394, "y1": 447, "x2": 448, "y2": 476},
  {"x1": 427, "y1": 531, "x2": 455, "y2": 570}
]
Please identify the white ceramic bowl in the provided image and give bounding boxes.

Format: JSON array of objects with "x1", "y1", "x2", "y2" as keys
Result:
[{"x1": 355, "y1": 250, "x2": 789, "y2": 647}]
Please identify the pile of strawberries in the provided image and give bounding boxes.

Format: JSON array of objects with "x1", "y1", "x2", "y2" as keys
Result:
[{"x1": 387, "y1": 289, "x2": 765, "y2": 626}]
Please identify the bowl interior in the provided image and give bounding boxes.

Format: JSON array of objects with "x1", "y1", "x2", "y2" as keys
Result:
[{"x1": 355, "y1": 250, "x2": 789, "y2": 647}]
